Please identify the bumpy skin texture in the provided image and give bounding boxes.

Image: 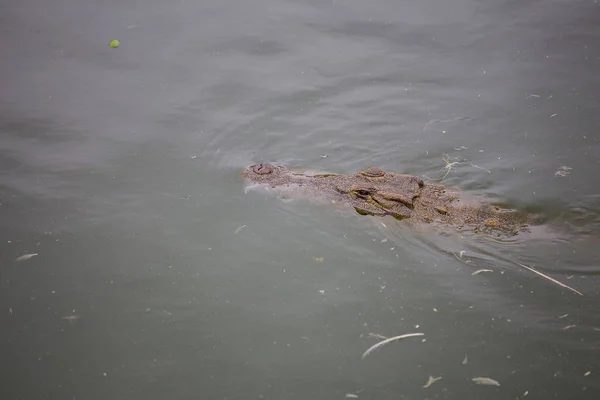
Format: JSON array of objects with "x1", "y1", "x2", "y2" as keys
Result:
[{"x1": 242, "y1": 164, "x2": 533, "y2": 235}]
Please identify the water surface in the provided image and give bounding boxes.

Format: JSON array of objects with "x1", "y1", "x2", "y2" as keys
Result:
[{"x1": 1, "y1": 0, "x2": 599, "y2": 399}]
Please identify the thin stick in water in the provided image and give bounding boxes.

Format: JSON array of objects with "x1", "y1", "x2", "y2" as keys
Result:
[
  {"x1": 362, "y1": 333, "x2": 424, "y2": 359},
  {"x1": 514, "y1": 262, "x2": 583, "y2": 296}
]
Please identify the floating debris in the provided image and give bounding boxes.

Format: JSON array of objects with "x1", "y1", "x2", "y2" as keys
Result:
[
  {"x1": 470, "y1": 163, "x2": 491, "y2": 174},
  {"x1": 16, "y1": 253, "x2": 38, "y2": 262},
  {"x1": 368, "y1": 332, "x2": 389, "y2": 340},
  {"x1": 562, "y1": 325, "x2": 576, "y2": 330},
  {"x1": 62, "y1": 314, "x2": 81, "y2": 324},
  {"x1": 234, "y1": 224, "x2": 247, "y2": 234},
  {"x1": 109, "y1": 39, "x2": 120, "y2": 48},
  {"x1": 472, "y1": 377, "x2": 500, "y2": 386},
  {"x1": 513, "y1": 262, "x2": 583, "y2": 296},
  {"x1": 361, "y1": 333, "x2": 424, "y2": 359},
  {"x1": 422, "y1": 117, "x2": 469, "y2": 132},
  {"x1": 462, "y1": 355, "x2": 468, "y2": 365},
  {"x1": 584, "y1": 371, "x2": 591, "y2": 377},
  {"x1": 453, "y1": 252, "x2": 472, "y2": 264},
  {"x1": 558, "y1": 314, "x2": 569, "y2": 319},
  {"x1": 472, "y1": 269, "x2": 493, "y2": 276},
  {"x1": 554, "y1": 166, "x2": 572, "y2": 178},
  {"x1": 345, "y1": 394, "x2": 359, "y2": 399},
  {"x1": 314, "y1": 257, "x2": 324, "y2": 263},
  {"x1": 440, "y1": 154, "x2": 460, "y2": 180},
  {"x1": 423, "y1": 376, "x2": 442, "y2": 388},
  {"x1": 549, "y1": 113, "x2": 558, "y2": 118}
]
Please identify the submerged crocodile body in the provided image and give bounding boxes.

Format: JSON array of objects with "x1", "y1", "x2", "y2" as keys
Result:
[{"x1": 242, "y1": 164, "x2": 535, "y2": 235}]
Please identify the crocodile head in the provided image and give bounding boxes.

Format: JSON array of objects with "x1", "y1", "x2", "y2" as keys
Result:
[{"x1": 242, "y1": 164, "x2": 424, "y2": 220}]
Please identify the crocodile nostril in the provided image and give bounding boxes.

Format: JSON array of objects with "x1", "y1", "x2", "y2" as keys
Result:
[{"x1": 252, "y1": 164, "x2": 275, "y2": 175}]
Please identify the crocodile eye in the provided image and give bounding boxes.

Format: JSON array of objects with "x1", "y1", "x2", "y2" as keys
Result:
[{"x1": 355, "y1": 189, "x2": 371, "y2": 196}]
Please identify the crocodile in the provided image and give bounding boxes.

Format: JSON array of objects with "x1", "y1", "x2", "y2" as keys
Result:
[{"x1": 241, "y1": 163, "x2": 536, "y2": 236}]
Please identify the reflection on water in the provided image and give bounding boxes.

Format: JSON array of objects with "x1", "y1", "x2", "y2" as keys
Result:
[{"x1": 1, "y1": 0, "x2": 600, "y2": 399}]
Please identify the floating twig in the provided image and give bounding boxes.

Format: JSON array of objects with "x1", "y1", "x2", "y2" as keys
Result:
[
  {"x1": 472, "y1": 377, "x2": 500, "y2": 386},
  {"x1": 472, "y1": 269, "x2": 493, "y2": 276},
  {"x1": 16, "y1": 253, "x2": 38, "y2": 262},
  {"x1": 470, "y1": 163, "x2": 491, "y2": 174},
  {"x1": 440, "y1": 154, "x2": 460, "y2": 180},
  {"x1": 513, "y1": 262, "x2": 583, "y2": 296},
  {"x1": 423, "y1": 376, "x2": 442, "y2": 388},
  {"x1": 368, "y1": 332, "x2": 389, "y2": 340},
  {"x1": 361, "y1": 333, "x2": 424, "y2": 359}
]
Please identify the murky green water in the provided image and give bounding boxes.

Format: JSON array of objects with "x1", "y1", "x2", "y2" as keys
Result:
[{"x1": 1, "y1": 0, "x2": 599, "y2": 399}]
